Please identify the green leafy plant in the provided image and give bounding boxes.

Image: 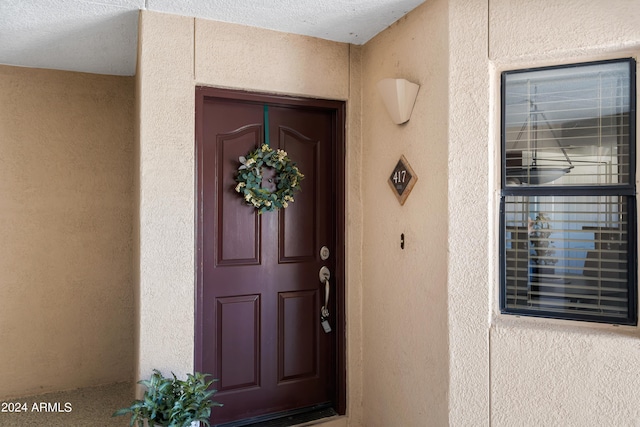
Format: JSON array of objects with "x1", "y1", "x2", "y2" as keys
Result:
[{"x1": 113, "y1": 370, "x2": 222, "y2": 427}]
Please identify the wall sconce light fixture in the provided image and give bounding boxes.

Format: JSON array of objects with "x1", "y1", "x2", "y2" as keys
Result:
[{"x1": 376, "y1": 78, "x2": 420, "y2": 124}]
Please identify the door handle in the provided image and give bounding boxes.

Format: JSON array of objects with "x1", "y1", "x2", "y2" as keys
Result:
[{"x1": 319, "y1": 266, "x2": 330, "y2": 318}]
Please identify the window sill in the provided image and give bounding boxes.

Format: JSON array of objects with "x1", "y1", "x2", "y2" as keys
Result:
[{"x1": 492, "y1": 310, "x2": 640, "y2": 338}]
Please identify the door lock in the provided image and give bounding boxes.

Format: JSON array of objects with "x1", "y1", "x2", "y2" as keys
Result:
[{"x1": 320, "y1": 246, "x2": 330, "y2": 261}]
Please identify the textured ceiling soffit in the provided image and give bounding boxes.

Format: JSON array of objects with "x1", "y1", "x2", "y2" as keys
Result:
[{"x1": 0, "y1": 0, "x2": 425, "y2": 76}]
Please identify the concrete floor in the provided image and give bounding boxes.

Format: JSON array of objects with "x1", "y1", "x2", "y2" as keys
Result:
[
  {"x1": 0, "y1": 382, "x2": 133, "y2": 426},
  {"x1": 0, "y1": 382, "x2": 349, "y2": 427}
]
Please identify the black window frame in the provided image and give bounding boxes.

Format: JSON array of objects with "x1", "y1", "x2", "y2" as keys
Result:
[{"x1": 499, "y1": 58, "x2": 638, "y2": 325}]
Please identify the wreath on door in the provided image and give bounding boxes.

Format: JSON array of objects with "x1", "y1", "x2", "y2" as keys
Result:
[{"x1": 235, "y1": 144, "x2": 304, "y2": 213}]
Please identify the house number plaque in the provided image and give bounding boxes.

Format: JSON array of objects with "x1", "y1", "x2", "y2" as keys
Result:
[{"x1": 388, "y1": 155, "x2": 417, "y2": 206}]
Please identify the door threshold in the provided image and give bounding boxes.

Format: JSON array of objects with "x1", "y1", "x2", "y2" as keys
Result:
[{"x1": 214, "y1": 404, "x2": 337, "y2": 427}]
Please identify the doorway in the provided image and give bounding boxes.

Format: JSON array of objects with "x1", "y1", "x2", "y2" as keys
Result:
[{"x1": 195, "y1": 88, "x2": 346, "y2": 426}]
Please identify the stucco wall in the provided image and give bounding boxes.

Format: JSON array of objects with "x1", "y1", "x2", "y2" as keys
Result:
[
  {"x1": 367, "y1": 0, "x2": 640, "y2": 425},
  {"x1": 0, "y1": 65, "x2": 135, "y2": 399},
  {"x1": 360, "y1": 1, "x2": 450, "y2": 426},
  {"x1": 136, "y1": 10, "x2": 363, "y2": 424},
  {"x1": 447, "y1": 0, "x2": 491, "y2": 424},
  {"x1": 137, "y1": 1, "x2": 640, "y2": 425},
  {"x1": 487, "y1": 1, "x2": 640, "y2": 425},
  {"x1": 136, "y1": 10, "x2": 196, "y2": 381}
]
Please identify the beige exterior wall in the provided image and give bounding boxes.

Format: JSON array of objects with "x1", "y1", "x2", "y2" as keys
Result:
[
  {"x1": 361, "y1": 0, "x2": 640, "y2": 425},
  {"x1": 360, "y1": 1, "x2": 450, "y2": 426},
  {"x1": 487, "y1": 1, "x2": 640, "y2": 425},
  {"x1": 0, "y1": 65, "x2": 135, "y2": 399},
  {"x1": 136, "y1": 11, "x2": 196, "y2": 381},
  {"x1": 447, "y1": 0, "x2": 491, "y2": 424}
]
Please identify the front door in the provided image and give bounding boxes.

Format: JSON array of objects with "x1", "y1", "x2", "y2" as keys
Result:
[{"x1": 195, "y1": 88, "x2": 346, "y2": 426}]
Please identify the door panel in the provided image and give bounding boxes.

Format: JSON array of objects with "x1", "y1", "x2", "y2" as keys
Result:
[
  {"x1": 216, "y1": 295, "x2": 261, "y2": 391},
  {"x1": 279, "y1": 127, "x2": 318, "y2": 262},
  {"x1": 216, "y1": 125, "x2": 262, "y2": 266},
  {"x1": 196, "y1": 89, "x2": 345, "y2": 426},
  {"x1": 278, "y1": 290, "x2": 318, "y2": 382}
]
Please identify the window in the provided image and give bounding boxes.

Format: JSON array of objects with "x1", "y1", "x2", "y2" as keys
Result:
[{"x1": 500, "y1": 59, "x2": 637, "y2": 325}]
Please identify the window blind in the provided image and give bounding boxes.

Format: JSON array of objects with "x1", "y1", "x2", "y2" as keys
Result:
[
  {"x1": 503, "y1": 195, "x2": 631, "y2": 320},
  {"x1": 503, "y1": 61, "x2": 631, "y2": 187}
]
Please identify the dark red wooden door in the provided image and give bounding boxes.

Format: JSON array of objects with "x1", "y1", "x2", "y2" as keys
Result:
[{"x1": 195, "y1": 88, "x2": 345, "y2": 426}]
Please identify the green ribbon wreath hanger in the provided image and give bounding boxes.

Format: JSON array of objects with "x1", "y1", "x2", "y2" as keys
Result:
[{"x1": 263, "y1": 104, "x2": 270, "y2": 147}]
